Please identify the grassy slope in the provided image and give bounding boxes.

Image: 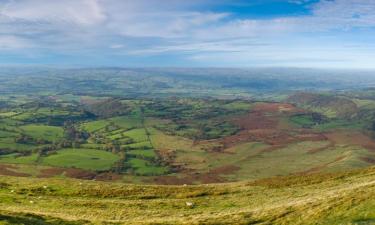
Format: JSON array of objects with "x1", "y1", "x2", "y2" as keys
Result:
[{"x1": 0, "y1": 166, "x2": 374, "y2": 224}]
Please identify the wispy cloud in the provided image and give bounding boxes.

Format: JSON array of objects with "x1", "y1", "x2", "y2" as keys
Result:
[{"x1": 0, "y1": 0, "x2": 375, "y2": 68}]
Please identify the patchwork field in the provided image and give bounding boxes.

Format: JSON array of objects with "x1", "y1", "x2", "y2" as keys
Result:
[{"x1": 0, "y1": 94, "x2": 373, "y2": 185}]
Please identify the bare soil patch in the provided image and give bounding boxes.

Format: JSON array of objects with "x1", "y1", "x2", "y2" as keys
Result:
[
  {"x1": 37, "y1": 168, "x2": 65, "y2": 178},
  {"x1": 361, "y1": 157, "x2": 375, "y2": 164},
  {"x1": 64, "y1": 168, "x2": 96, "y2": 180},
  {"x1": 38, "y1": 167, "x2": 96, "y2": 180},
  {"x1": 0, "y1": 164, "x2": 30, "y2": 177},
  {"x1": 153, "y1": 165, "x2": 240, "y2": 185},
  {"x1": 325, "y1": 131, "x2": 375, "y2": 151}
]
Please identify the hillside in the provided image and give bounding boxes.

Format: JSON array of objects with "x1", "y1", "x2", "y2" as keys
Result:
[
  {"x1": 0, "y1": 166, "x2": 374, "y2": 224},
  {"x1": 288, "y1": 93, "x2": 358, "y2": 119}
]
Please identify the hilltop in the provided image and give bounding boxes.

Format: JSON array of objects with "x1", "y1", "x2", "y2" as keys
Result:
[{"x1": 0, "y1": 166, "x2": 374, "y2": 224}]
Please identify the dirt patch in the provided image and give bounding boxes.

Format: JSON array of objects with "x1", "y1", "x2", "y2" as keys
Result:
[
  {"x1": 224, "y1": 103, "x2": 308, "y2": 148},
  {"x1": 153, "y1": 165, "x2": 240, "y2": 185},
  {"x1": 38, "y1": 167, "x2": 122, "y2": 181},
  {"x1": 38, "y1": 167, "x2": 97, "y2": 179},
  {"x1": 64, "y1": 168, "x2": 96, "y2": 180},
  {"x1": 361, "y1": 157, "x2": 375, "y2": 164},
  {"x1": 232, "y1": 103, "x2": 299, "y2": 131},
  {"x1": 325, "y1": 131, "x2": 375, "y2": 151},
  {"x1": 38, "y1": 168, "x2": 65, "y2": 178},
  {"x1": 195, "y1": 103, "x2": 307, "y2": 151},
  {"x1": 209, "y1": 165, "x2": 240, "y2": 175},
  {"x1": 152, "y1": 175, "x2": 195, "y2": 185},
  {"x1": 95, "y1": 172, "x2": 122, "y2": 181},
  {"x1": 0, "y1": 164, "x2": 30, "y2": 177},
  {"x1": 233, "y1": 112, "x2": 277, "y2": 130},
  {"x1": 253, "y1": 102, "x2": 299, "y2": 113}
]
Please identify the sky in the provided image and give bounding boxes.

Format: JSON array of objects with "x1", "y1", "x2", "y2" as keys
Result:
[{"x1": 0, "y1": 0, "x2": 375, "y2": 68}]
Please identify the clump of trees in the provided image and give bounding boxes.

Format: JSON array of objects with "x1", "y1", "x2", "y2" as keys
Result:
[{"x1": 85, "y1": 99, "x2": 130, "y2": 118}]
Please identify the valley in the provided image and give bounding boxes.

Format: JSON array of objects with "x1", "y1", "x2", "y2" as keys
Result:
[
  {"x1": 0, "y1": 68, "x2": 374, "y2": 224},
  {"x1": 0, "y1": 90, "x2": 374, "y2": 185}
]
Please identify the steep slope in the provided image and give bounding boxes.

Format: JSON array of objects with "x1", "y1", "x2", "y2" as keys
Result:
[{"x1": 0, "y1": 166, "x2": 374, "y2": 224}]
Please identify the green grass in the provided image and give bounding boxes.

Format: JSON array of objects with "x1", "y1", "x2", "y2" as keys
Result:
[
  {"x1": 125, "y1": 141, "x2": 153, "y2": 149},
  {"x1": 11, "y1": 112, "x2": 36, "y2": 121},
  {"x1": 224, "y1": 141, "x2": 370, "y2": 180},
  {"x1": 313, "y1": 120, "x2": 364, "y2": 131},
  {"x1": 0, "y1": 118, "x2": 21, "y2": 128},
  {"x1": 0, "y1": 130, "x2": 18, "y2": 138},
  {"x1": 0, "y1": 139, "x2": 36, "y2": 152},
  {"x1": 79, "y1": 143, "x2": 104, "y2": 149},
  {"x1": 41, "y1": 148, "x2": 120, "y2": 171},
  {"x1": 222, "y1": 101, "x2": 252, "y2": 111},
  {"x1": 0, "y1": 166, "x2": 373, "y2": 224},
  {"x1": 290, "y1": 114, "x2": 315, "y2": 127},
  {"x1": 128, "y1": 158, "x2": 168, "y2": 175},
  {"x1": 20, "y1": 125, "x2": 64, "y2": 142},
  {"x1": 35, "y1": 107, "x2": 70, "y2": 116},
  {"x1": 0, "y1": 153, "x2": 39, "y2": 164},
  {"x1": 122, "y1": 128, "x2": 149, "y2": 143},
  {"x1": 81, "y1": 116, "x2": 143, "y2": 134},
  {"x1": 290, "y1": 115, "x2": 364, "y2": 131},
  {"x1": 109, "y1": 116, "x2": 143, "y2": 129},
  {"x1": 81, "y1": 120, "x2": 110, "y2": 133},
  {"x1": 128, "y1": 149, "x2": 156, "y2": 159},
  {"x1": 352, "y1": 98, "x2": 375, "y2": 109},
  {"x1": 0, "y1": 112, "x2": 18, "y2": 118}
]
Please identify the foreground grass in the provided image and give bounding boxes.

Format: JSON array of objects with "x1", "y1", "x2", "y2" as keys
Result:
[{"x1": 0, "y1": 166, "x2": 374, "y2": 224}]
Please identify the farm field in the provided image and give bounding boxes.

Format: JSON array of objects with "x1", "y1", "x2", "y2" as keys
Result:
[{"x1": 0, "y1": 93, "x2": 373, "y2": 185}]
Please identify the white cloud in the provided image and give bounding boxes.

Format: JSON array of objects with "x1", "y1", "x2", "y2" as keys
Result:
[
  {"x1": 0, "y1": 0, "x2": 375, "y2": 67},
  {"x1": 1, "y1": 0, "x2": 106, "y2": 26},
  {"x1": 110, "y1": 44, "x2": 124, "y2": 49},
  {"x1": 0, "y1": 35, "x2": 32, "y2": 49}
]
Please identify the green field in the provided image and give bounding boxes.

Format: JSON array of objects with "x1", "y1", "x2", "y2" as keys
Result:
[
  {"x1": 127, "y1": 158, "x2": 168, "y2": 175},
  {"x1": 41, "y1": 149, "x2": 120, "y2": 171},
  {"x1": 20, "y1": 125, "x2": 64, "y2": 142},
  {"x1": 0, "y1": 153, "x2": 39, "y2": 164},
  {"x1": 81, "y1": 120, "x2": 110, "y2": 133}
]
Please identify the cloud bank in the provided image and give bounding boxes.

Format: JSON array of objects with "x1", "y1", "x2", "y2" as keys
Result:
[{"x1": 0, "y1": 0, "x2": 375, "y2": 68}]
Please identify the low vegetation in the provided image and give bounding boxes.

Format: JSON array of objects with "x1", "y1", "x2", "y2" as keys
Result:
[{"x1": 0, "y1": 166, "x2": 373, "y2": 224}]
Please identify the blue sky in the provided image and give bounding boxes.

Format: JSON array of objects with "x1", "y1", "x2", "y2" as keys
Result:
[{"x1": 0, "y1": 0, "x2": 375, "y2": 68}]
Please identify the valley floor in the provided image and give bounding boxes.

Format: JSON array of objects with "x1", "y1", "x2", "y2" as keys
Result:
[{"x1": 0, "y1": 166, "x2": 374, "y2": 224}]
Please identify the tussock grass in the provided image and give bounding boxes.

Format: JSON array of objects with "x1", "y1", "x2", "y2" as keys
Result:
[{"x1": 0, "y1": 166, "x2": 374, "y2": 224}]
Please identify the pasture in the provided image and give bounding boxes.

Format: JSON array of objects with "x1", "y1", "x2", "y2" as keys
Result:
[
  {"x1": 41, "y1": 149, "x2": 120, "y2": 171},
  {"x1": 20, "y1": 125, "x2": 64, "y2": 142}
]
